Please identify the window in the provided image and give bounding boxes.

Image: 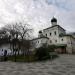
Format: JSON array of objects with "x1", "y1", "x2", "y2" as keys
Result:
[
  {"x1": 61, "y1": 39, "x2": 63, "y2": 41},
  {"x1": 41, "y1": 40, "x2": 42, "y2": 42},
  {"x1": 38, "y1": 41, "x2": 39, "y2": 43},
  {"x1": 50, "y1": 40, "x2": 52, "y2": 43},
  {"x1": 55, "y1": 40, "x2": 57, "y2": 42},
  {"x1": 50, "y1": 33, "x2": 51, "y2": 36},
  {"x1": 54, "y1": 31, "x2": 56, "y2": 35},
  {"x1": 46, "y1": 34, "x2": 47, "y2": 37},
  {"x1": 36, "y1": 41, "x2": 37, "y2": 43}
]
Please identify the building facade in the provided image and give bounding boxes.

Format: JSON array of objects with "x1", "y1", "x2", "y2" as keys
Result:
[{"x1": 31, "y1": 17, "x2": 75, "y2": 54}]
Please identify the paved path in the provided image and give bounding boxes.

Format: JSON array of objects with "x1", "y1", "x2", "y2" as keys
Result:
[{"x1": 0, "y1": 54, "x2": 75, "y2": 75}]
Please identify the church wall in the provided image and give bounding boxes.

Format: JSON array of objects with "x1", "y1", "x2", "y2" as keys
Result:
[
  {"x1": 31, "y1": 38, "x2": 49, "y2": 48},
  {"x1": 31, "y1": 17, "x2": 75, "y2": 54},
  {"x1": 58, "y1": 27, "x2": 66, "y2": 35},
  {"x1": 0, "y1": 44, "x2": 10, "y2": 50},
  {"x1": 43, "y1": 26, "x2": 60, "y2": 44},
  {"x1": 42, "y1": 25, "x2": 75, "y2": 54},
  {"x1": 59, "y1": 37, "x2": 67, "y2": 44},
  {"x1": 43, "y1": 26, "x2": 66, "y2": 45},
  {"x1": 70, "y1": 37, "x2": 75, "y2": 53},
  {"x1": 64, "y1": 36, "x2": 75, "y2": 54}
]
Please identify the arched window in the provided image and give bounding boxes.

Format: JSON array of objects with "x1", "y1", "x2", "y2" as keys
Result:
[
  {"x1": 50, "y1": 40, "x2": 52, "y2": 43},
  {"x1": 54, "y1": 31, "x2": 56, "y2": 35},
  {"x1": 61, "y1": 39, "x2": 63, "y2": 41},
  {"x1": 55, "y1": 40, "x2": 57, "y2": 43},
  {"x1": 50, "y1": 33, "x2": 51, "y2": 36},
  {"x1": 46, "y1": 34, "x2": 47, "y2": 37}
]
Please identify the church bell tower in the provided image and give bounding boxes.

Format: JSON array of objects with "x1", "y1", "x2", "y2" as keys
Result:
[{"x1": 51, "y1": 17, "x2": 57, "y2": 26}]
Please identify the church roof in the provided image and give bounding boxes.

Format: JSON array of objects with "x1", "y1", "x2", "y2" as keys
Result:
[{"x1": 43, "y1": 25, "x2": 66, "y2": 31}]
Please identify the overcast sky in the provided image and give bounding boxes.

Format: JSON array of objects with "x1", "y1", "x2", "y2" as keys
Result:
[{"x1": 0, "y1": 0, "x2": 75, "y2": 37}]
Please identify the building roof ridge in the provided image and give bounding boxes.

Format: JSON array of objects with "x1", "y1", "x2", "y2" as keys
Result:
[
  {"x1": 30, "y1": 36, "x2": 49, "y2": 41},
  {"x1": 43, "y1": 25, "x2": 65, "y2": 31}
]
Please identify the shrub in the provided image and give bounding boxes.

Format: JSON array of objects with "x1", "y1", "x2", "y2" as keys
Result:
[
  {"x1": 47, "y1": 45, "x2": 56, "y2": 52},
  {"x1": 35, "y1": 46, "x2": 49, "y2": 61}
]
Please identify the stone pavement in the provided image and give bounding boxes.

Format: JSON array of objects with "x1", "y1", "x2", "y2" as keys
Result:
[{"x1": 0, "y1": 54, "x2": 75, "y2": 75}]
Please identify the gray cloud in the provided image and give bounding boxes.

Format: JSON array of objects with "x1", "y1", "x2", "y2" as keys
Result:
[{"x1": 0, "y1": 0, "x2": 75, "y2": 37}]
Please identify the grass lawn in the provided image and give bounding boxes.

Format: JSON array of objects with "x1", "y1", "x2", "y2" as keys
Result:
[{"x1": 8, "y1": 55, "x2": 35, "y2": 62}]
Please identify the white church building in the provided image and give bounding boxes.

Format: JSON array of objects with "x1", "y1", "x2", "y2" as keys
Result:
[{"x1": 31, "y1": 17, "x2": 75, "y2": 54}]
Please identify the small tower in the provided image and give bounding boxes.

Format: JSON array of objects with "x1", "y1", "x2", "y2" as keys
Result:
[
  {"x1": 51, "y1": 17, "x2": 57, "y2": 26},
  {"x1": 38, "y1": 30, "x2": 43, "y2": 38}
]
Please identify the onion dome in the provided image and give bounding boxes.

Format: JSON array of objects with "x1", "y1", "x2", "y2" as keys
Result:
[
  {"x1": 51, "y1": 17, "x2": 57, "y2": 22},
  {"x1": 39, "y1": 31, "x2": 42, "y2": 33}
]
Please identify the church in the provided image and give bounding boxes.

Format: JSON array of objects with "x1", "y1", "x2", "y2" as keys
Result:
[{"x1": 31, "y1": 17, "x2": 75, "y2": 54}]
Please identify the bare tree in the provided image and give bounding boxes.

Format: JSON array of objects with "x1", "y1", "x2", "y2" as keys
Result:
[
  {"x1": 1, "y1": 21, "x2": 33, "y2": 61},
  {"x1": 1, "y1": 24, "x2": 19, "y2": 61},
  {"x1": 13, "y1": 22, "x2": 32, "y2": 56},
  {"x1": 15, "y1": 22, "x2": 32, "y2": 40}
]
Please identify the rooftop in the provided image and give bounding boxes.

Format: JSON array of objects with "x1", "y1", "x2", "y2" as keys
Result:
[
  {"x1": 43, "y1": 25, "x2": 66, "y2": 31},
  {"x1": 31, "y1": 36, "x2": 49, "y2": 41}
]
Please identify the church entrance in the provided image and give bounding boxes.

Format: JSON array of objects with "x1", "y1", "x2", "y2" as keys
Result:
[
  {"x1": 55, "y1": 44, "x2": 67, "y2": 54},
  {"x1": 61, "y1": 46, "x2": 66, "y2": 54}
]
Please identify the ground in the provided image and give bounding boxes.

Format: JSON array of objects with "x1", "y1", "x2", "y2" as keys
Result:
[{"x1": 0, "y1": 54, "x2": 75, "y2": 75}]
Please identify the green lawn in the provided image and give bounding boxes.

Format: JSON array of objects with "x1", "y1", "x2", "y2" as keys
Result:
[{"x1": 8, "y1": 55, "x2": 35, "y2": 62}]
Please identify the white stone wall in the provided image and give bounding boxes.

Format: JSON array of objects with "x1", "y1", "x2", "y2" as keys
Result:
[
  {"x1": 59, "y1": 37, "x2": 67, "y2": 44},
  {"x1": 68, "y1": 36, "x2": 75, "y2": 53},
  {"x1": 43, "y1": 26, "x2": 66, "y2": 45},
  {"x1": 43, "y1": 26, "x2": 59, "y2": 44},
  {"x1": 58, "y1": 27, "x2": 66, "y2": 35},
  {"x1": 31, "y1": 21, "x2": 75, "y2": 54},
  {"x1": 31, "y1": 38, "x2": 49, "y2": 48},
  {"x1": 42, "y1": 25, "x2": 75, "y2": 54},
  {"x1": 0, "y1": 44, "x2": 12, "y2": 56},
  {"x1": 65, "y1": 36, "x2": 73, "y2": 53},
  {"x1": 60, "y1": 36, "x2": 75, "y2": 54}
]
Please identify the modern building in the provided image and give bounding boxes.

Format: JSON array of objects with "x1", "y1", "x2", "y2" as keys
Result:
[{"x1": 31, "y1": 17, "x2": 75, "y2": 54}]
